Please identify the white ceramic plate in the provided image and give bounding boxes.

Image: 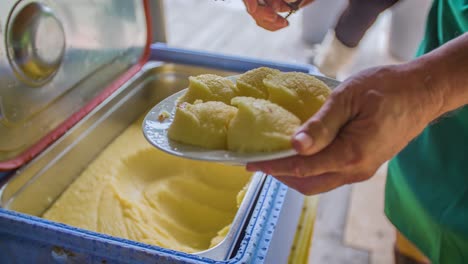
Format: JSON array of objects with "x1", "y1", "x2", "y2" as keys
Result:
[{"x1": 142, "y1": 74, "x2": 340, "y2": 165}]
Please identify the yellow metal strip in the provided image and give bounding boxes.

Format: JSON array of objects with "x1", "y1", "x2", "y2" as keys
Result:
[{"x1": 288, "y1": 195, "x2": 319, "y2": 264}]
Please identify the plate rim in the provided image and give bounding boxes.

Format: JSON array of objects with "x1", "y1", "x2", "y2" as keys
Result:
[{"x1": 142, "y1": 73, "x2": 340, "y2": 165}]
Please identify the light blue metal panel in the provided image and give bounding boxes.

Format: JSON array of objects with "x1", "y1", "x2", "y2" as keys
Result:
[
  {"x1": 0, "y1": 209, "x2": 206, "y2": 264},
  {"x1": 227, "y1": 177, "x2": 288, "y2": 264},
  {"x1": 0, "y1": 176, "x2": 289, "y2": 264},
  {"x1": 151, "y1": 43, "x2": 321, "y2": 75}
]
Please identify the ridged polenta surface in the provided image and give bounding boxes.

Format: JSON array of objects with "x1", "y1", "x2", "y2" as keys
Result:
[{"x1": 43, "y1": 117, "x2": 251, "y2": 253}]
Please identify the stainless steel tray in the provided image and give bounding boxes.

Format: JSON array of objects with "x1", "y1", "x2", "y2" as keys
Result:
[{"x1": 0, "y1": 62, "x2": 266, "y2": 261}]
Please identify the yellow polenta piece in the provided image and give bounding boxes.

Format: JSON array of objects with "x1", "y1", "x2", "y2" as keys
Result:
[
  {"x1": 168, "y1": 101, "x2": 237, "y2": 149},
  {"x1": 227, "y1": 97, "x2": 301, "y2": 153},
  {"x1": 178, "y1": 74, "x2": 238, "y2": 105},
  {"x1": 236, "y1": 67, "x2": 280, "y2": 99},
  {"x1": 264, "y1": 72, "x2": 331, "y2": 122}
]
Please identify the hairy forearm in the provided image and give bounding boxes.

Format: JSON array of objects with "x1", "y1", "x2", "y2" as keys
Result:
[{"x1": 409, "y1": 33, "x2": 468, "y2": 118}]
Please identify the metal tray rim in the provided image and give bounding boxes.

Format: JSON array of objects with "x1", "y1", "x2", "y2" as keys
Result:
[{"x1": 0, "y1": 62, "x2": 263, "y2": 261}]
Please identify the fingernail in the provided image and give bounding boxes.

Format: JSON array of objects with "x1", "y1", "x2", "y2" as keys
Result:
[
  {"x1": 293, "y1": 132, "x2": 313, "y2": 152},
  {"x1": 281, "y1": 19, "x2": 289, "y2": 26}
]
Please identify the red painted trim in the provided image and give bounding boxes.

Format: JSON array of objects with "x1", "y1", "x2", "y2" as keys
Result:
[{"x1": 0, "y1": 0, "x2": 153, "y2": 171}]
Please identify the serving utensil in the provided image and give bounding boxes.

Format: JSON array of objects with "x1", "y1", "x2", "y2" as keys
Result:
[{"x1": 257, "y1": 0, "x2": 303, "y2": 19}]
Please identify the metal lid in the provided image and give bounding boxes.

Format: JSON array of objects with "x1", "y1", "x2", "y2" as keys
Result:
[{"x1": 0, "y1": 0, "x2": 150, "y2": 169}]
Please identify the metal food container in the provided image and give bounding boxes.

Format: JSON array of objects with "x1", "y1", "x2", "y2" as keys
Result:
[
  {"x1": 0, "y1": 0, "x2": 322, "y2": 263},
  {"x1": 0, "y1": 61, "x2": 269, "y2": 261}
]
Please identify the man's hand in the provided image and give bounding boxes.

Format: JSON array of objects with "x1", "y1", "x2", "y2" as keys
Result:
[
  {"x1": 247, "y1": 63, "x2": 444, "y2": 195},
  {"x1": 243, "y1": 0, "x2": 313, "y2": 31}
]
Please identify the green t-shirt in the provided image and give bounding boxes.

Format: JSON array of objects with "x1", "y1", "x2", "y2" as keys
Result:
[{"x1": 385, "y1": 1, "x2": 468, "y2": 263}]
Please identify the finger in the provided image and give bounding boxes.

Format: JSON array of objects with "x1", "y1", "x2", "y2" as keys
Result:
[
  {"x1": 243, "y1": 0, "x2": 258, "y2": 14},
  {"x1": 285, "y1": 0, "x2": 314, "y2": 8},
  {"x1": 292, "y1": 91, "x2": 352, "y2": 155},
  {"x1": 247, "y1": 136, "x2": 350, "y2": 177},
  {"x1": 245, "y1": 2, "x2": 289, "y2": 30},
  {"x1": 269, "y1": 0, "x2": 291, "y2": 12},
  {"x1": 252, "y1": 6, "x2": 282, "y2": 22},
  {"x1": 255, "y1": 15, "x2": 289, "y2": 31},
  {"x1": 274, "y1": 173, "x2": 346, "y2": 195}
]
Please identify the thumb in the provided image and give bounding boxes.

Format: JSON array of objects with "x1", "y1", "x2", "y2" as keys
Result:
[
  {"x1": 243, "y1": 0, "x2": 258, "y2": 14},
  {"x1": 292, "y1": 93, "x2": 351, "y2": 155}
]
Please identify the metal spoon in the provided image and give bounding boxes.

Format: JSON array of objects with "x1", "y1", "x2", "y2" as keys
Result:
[
  {"x1": 257, "y1": 0, "x2": 303, "y2": 19},
  {"x1": 284, "y1": 0, "x2": 303, "y2": 19}
]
